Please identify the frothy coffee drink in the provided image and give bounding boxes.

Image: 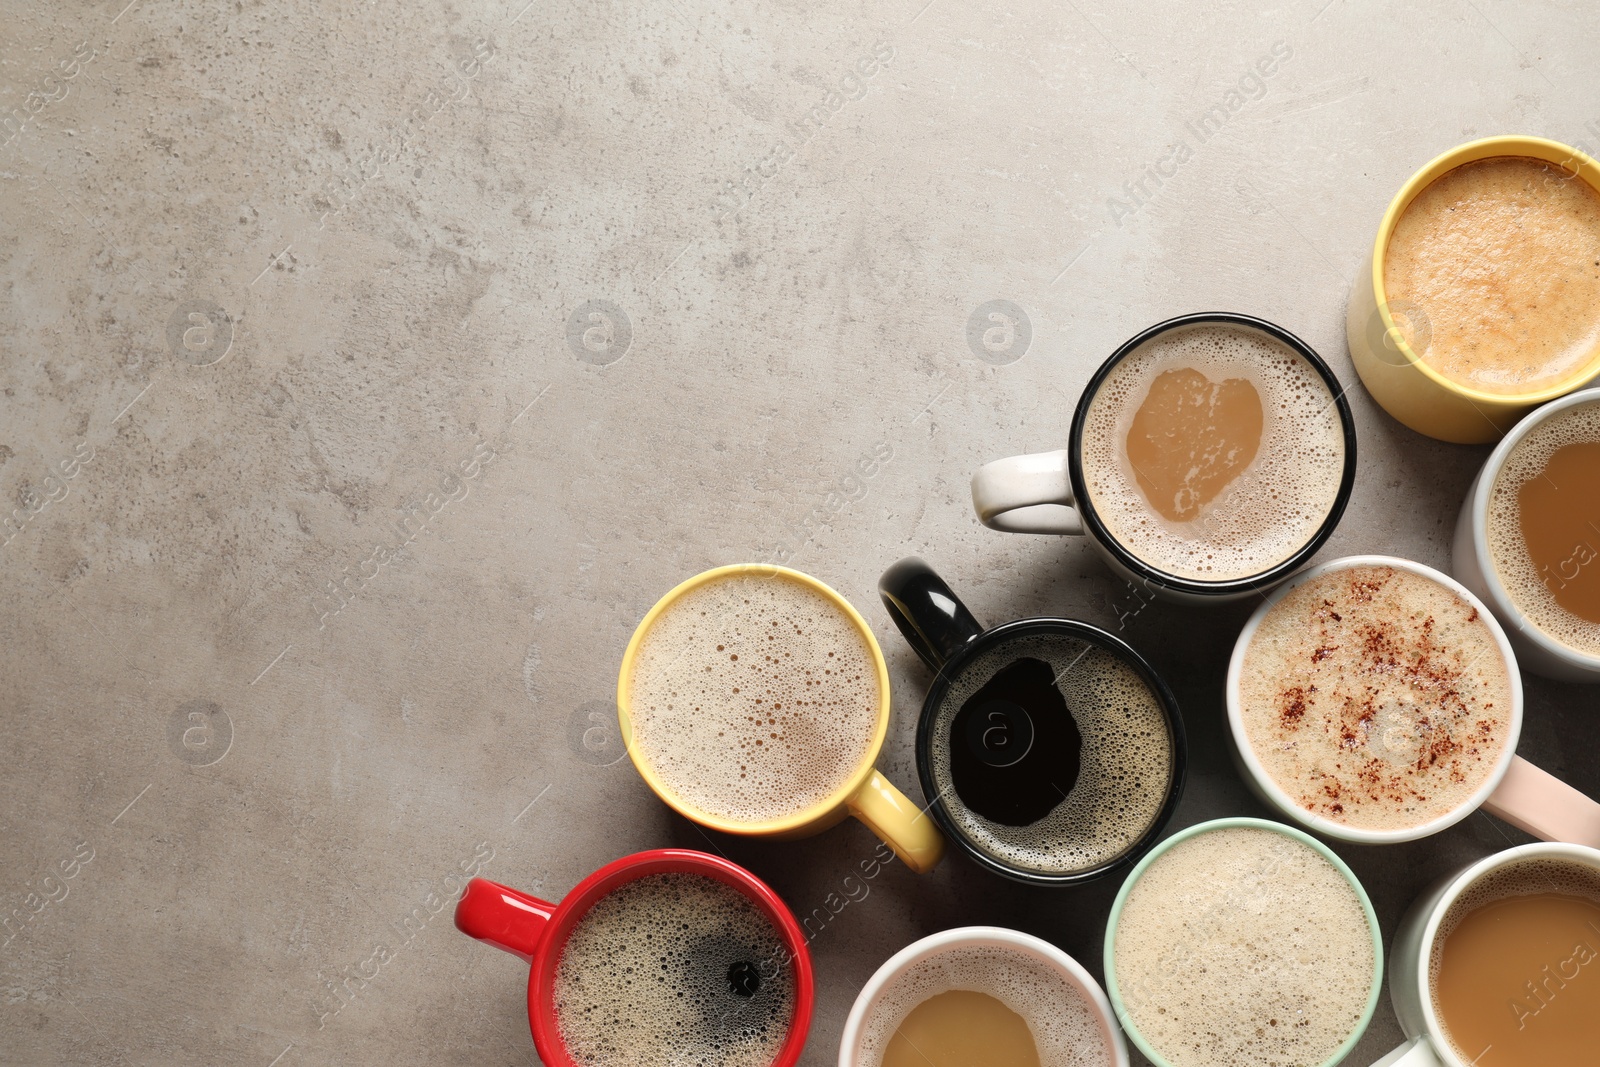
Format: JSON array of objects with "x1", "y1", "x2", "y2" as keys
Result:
[
  {"x1": 626, "y1": 572, "x2": 881, "y2": 824},
  {"x1": 554, "y1": 872, "x2": 794, "y2": 1067},
  {"x1": 1239, "y1": 564, "x2": 1515, "y2": 833},
  {"x1": 1385, "y1": 155, "x2": 1600, "y2": 395},
  {"x1": 1487, "y1": 398, "x2": 1600, "y2": 657},
  {"x1": 1113, "y1": 827, "x2": 1377, "y2": 1067},
  {"x1": 856, "y1": 942, "x2": 1112, "y2": 1067},
  {"x1": 1081, "y1": 322, "x2": 1346, "y2": 581},
  {"x1": 1430, "y1": 858, "x2": 1600, "y2": 1066},
  {"x1": 927, "y1": 632, "x2": 1174, "y2": 876}
]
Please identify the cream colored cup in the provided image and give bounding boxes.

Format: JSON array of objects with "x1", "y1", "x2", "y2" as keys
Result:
[
  {"x1": 1451, "y1": 386, "x2": 1600, "y2": 682},
  {"x1": 1346, "y1": 136, "x2": 1600, "y2": 444}
]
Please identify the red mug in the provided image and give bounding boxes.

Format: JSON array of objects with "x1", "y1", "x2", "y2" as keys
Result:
[{"x1": 455, "y1": 848, "x2": 815, "y2": 1067}]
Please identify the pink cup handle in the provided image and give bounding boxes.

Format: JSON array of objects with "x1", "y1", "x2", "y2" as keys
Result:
[
  {"x1": 1483, "y1": 756, "x2": 1600, "y2": 847},
  {"x1": 455, "y1": 877, "x2": 555, "y2": 963}
]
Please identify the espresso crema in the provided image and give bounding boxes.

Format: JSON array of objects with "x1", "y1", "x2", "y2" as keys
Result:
[{"x1": 554, "y1": 872, "x2": 794, "y2": 1067}]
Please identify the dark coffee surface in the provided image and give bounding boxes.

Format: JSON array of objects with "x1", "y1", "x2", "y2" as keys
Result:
[
  {"x1": 927, "y1": 631, "x2": 1175, "y2": 876},
  {"x1": 948, "y1": 657, "x2": 1083, "y2": 825}
]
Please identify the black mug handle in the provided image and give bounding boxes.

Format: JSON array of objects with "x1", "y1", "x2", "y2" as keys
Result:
[{"x1": 878, "y1": 557, "x2": 985, "y2": 672}]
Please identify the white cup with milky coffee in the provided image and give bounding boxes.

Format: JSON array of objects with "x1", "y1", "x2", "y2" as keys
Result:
[
  {"x1": 972, "y1": 313, "x2": 1358, "y2": 605},
  {"x1": 1226, "y1": 555, "x2": 1600, "y2": 847},
  {"x1": 1372, "y1": 841, "x2": 1600, "y2": 1067},
  {"x1": 838, "y1": 926, "x2": 1129, "y2": 1067},
  {"x1": 1451, "y1": 386, "x2": 1600, "y2": 682}
]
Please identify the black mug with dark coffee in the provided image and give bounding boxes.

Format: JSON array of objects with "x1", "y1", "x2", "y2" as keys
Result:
[{"x1": 878, "y1": 557, "x2": 1186, "y2": 886}]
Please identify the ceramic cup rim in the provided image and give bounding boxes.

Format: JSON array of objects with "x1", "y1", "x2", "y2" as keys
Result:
[
  {"x1": 1405, "y1": 841, "x2": 1600, "y2": 1067},
  {"x1": 837, "y1": 925, "x2": 1130, "y2": 1067},
  {"x1": 1368, "y1": 135, "x2": 1600, "y2": 405},
  {"x1": 912, "y1": 616, "x2": 1187, "y2": 886},
  {"x1": 616, "y1": 564, "x2": 892, "y2": 836},
  {"x1": 1466, "y1": 385, "x2": 1600, "y2": 672},
  {"x1": 1102, "y1": 816, "x2": 1384, "y2": 1067},
  {"x1": 1225, "y1": 554, "x2": 1525, "y2": 844},
  {"x1": 1065, "y1": 311, "x2": 1358, "y2": 597}
]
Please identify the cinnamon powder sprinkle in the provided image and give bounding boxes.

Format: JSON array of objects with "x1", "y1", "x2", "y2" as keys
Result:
[{"x1": 1240, "y1": 565, "x2": 1514, "y2": 831}]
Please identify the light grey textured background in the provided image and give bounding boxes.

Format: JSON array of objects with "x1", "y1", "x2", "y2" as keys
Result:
[{"x1": 3, "y1": 1, "x2": 1598, "y2": 1064}]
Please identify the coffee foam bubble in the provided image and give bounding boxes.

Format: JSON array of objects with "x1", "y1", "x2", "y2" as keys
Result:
[
  {"x1": 627, "y1": 574, "x2": 881, "y2": 824},
  {"x1": 854, "y1": 941, "x2": 1113, "y2": 1067},
  {"x1": 1081, "y1": 322, "x2": 1346, "y2": 581},
  {"x1": 1487, "y1": 398, "x2": 1600, "y2": 656},
  {"x1": 1114, "y1": 827, "x2": 1376, "y2": 1067},
  {"x1": 553, "y1": 872, "x2": 794, "y2": 1067},
  {"x1": 1238, "y1": 564, "x2": 1515, "y2": 833},
  {"x1": 1428, "y1": 858, "x2": 1600, "y2": 991},
  {"x1": 928, "y1": 633, "x2": 1173, "y2": 875}
]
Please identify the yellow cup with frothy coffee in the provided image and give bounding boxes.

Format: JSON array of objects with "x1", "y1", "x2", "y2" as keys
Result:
[
  {"x1": 1347, "y1": 135, "x2": 1600, "y2": 443},
  {"x1": 617, "y1": 564, "x2": 944, "y2": 873}
]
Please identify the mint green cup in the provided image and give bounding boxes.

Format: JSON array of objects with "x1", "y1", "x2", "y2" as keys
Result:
[{"x1": 1103, "y1": 817, "x2": 1383, "y2": 1067}]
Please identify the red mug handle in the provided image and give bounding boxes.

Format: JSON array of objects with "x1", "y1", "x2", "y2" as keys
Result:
[{"x1": 455, "y1": 877, "x2": 555, "y2": 963}]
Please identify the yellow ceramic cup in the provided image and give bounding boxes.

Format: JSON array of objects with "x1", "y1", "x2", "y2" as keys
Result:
[
  {"x1": 1346, "y1": 135, "x2": 1600, "y2": 443},
  {"x1": 617, "y1": 564, "x2": 945, "y2": 874}
]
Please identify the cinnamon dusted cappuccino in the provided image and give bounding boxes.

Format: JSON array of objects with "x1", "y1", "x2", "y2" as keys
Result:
[
  {"x1": 1080, "y1": 322, "x2": 1346, "y2": 582},
  {"x1": 1238, "y1": 563, "x2": 1515, "y2": 833},
  {"x1": 1384, "y1": 155, "x2": 1600, "y2": 395}
]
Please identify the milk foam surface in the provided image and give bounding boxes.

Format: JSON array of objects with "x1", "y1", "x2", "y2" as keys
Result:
[
  {"x1": 1487, "y1": 399, "x2": 1600, "y2": 656},
  {"x1": 1114, "y1": 827, "x2": 1376, "y2": 1067},
  {"x1": 1239, "y1": 565, "x2": 1514, "y2": 832},
  {"x1": 1384, "y1": 156, "x2": 1600, "y2": 395},
  {"x1": 928, "y1": 633, "x2": 1173, "y2": 875},
  {"x1": 855, "y1": 942, "x2": 1112, "y2": 1067},
  {"x1": 553, "y1": 872, "x2": 794, "y2": 1067},
  {"x1": 1081, "y1": 322, "x2": 1345, "y2": 581},
  {"x1": 627, "y1": 573, "x2": 881, "y2": 824}
]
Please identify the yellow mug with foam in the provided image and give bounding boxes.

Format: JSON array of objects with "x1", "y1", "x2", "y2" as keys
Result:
[
  {"x1": 1346, "y1": 135, "x2": 1600, "y2": 444},
  {"x1": 617, "y1": 564, "x2": 945, "y2": 873}
]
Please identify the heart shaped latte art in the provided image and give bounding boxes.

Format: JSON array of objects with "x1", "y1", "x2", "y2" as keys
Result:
[{"x1": 1124, "y1": 367, "x2": 1264, "y2": 522}]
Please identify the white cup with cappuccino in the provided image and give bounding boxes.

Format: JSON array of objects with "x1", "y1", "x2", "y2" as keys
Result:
[
  {"x1": 971, "y1": 313, "x2": 1357, "y2": 605},
  {"x1": 1226, "y1": 555, "x2": 1600, "y2": 846},
  {"x1": 1451, "y1": 386, "x2": 1600, "y2": 682}
]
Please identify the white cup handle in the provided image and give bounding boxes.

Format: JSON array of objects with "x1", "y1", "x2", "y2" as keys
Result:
[
  {"x1": 971, "y1": 449, "x2": 1084, "y2": 535},
  {"x1": 1371, "y1": 1036, "x2": 1444, "y2": 1067}
]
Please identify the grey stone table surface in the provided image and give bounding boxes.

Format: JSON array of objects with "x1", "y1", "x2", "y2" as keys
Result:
[{"x1": 3, "y1": 0, "x2": 1597, "y2": 1064}]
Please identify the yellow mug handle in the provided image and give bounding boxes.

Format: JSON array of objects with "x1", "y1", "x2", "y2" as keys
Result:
[{"x1": 846, "y1": 770, "x2": 945, "y2": 874}]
